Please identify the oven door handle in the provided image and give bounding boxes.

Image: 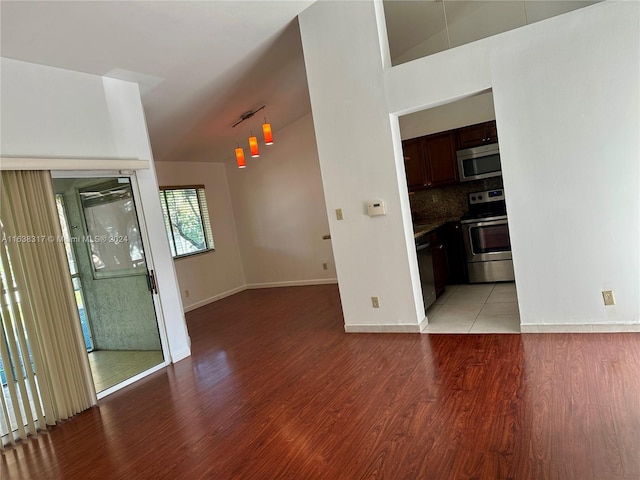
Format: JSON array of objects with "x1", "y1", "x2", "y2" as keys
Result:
[
  {"x1": 467, "y1": 228, "x2": 477, "y2": 256},
  {"x1": 469, "y1": 219, "x2": 508, "y2": 228}
]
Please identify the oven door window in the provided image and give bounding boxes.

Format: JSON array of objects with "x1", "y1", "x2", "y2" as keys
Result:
[{"x1": 470, "y1": 223, "x2": 511, "y2": 254}]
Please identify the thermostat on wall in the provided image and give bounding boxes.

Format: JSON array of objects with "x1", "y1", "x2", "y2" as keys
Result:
[{"x1": 367, "y1": 200, "x2": 386, "y2": 217}]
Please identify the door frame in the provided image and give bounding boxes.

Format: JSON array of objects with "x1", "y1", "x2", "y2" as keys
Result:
[{"x1": 51, "y1": 170, "x2": 171, "y2": 396}]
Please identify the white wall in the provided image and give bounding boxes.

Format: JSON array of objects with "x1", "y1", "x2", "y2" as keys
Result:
[
  {"x1": 399, "y1": 91, "x2": 495, "y2": 140},
  {"x1": 226, "y1": 113, "x2": 337, "y2": 288},
  {"x1": 299, "y1": 0, "x2": 639, "y2": 332},
  {"x1": 1, "y1": 59, "x2": 151, "y2": 160},
  {"x1": 155, "y1": 113, "x2": 336, "y2": 311},
  {"x1": 490, "y1": 3, "x2": 639, "y2": 330},
  {"x1": 0, "y1": 58, "x2": 192, "y2": 359},
  {"x1": 300, "y1": 2, "x2": 426, "y2": 332},
  {"x1": 155, "y1": 161, "x2": 246, "y2": 310}
]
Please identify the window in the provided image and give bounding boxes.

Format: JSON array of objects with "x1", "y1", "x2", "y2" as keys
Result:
[{"x1": 159, "y1": 186, "x2": 214, "y2": 258}]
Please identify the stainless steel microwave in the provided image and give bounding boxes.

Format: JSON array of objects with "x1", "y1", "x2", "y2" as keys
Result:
[{"x1": 456, "y1": 143, "x2": 501, "y2": 182}]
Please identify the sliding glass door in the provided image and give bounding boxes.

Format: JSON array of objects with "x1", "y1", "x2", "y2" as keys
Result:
[{"x1": 52, "y1": 174, "x2": 167, "y2": 395}]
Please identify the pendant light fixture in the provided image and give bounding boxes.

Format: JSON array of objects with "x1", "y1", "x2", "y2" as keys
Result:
[
  {"x1": 262, "y1": 118, "x2": 273, "y2": 145},
  {"x1": 235, "y1": 143, "x2": 246, "y2": 168},
  {"x1": 249, "y1": 131, "x2": 260, "y2": 158},
  {"x1": 232, "y1": 105, "x2": 273, "y2": 168}
]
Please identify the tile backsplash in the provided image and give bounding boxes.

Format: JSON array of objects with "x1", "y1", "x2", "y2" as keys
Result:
[{"x1": 410, "y1": 177, "x2": 503, "y2": 223}]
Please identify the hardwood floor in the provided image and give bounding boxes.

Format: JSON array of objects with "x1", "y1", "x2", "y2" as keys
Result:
[{"x1": 2, "y1": 285, "x2": 639, "y2": 479}]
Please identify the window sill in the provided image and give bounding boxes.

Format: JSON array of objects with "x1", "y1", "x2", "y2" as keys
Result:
[{"x1": 173, "y1": 249, "x2": 214, "y2": 260}]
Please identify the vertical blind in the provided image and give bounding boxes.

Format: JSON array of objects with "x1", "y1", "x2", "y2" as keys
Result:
[{"x1": 0, "y1": 170, "x2": 96, "y2": 449}]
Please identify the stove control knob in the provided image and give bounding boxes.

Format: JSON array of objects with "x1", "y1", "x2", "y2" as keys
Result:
[
  {"x1": 471, "y1": 196, "x2": 476, "y2": 201},
  {"x1": 478, "y1": 195, "x2": 483, "y2": 200}
]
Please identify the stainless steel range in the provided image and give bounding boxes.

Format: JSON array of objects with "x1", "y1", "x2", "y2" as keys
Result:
[{"x1": 460, "y1": 189, "x2": 514, "y2": 283}]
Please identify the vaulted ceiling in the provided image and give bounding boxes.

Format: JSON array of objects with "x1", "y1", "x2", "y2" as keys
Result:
[
  {"x1": 0, "y1": 1, "x2": 599, "y2": 165},
  {"x1": 0, "y1": 1, "x2": 314, "y2": 164}
]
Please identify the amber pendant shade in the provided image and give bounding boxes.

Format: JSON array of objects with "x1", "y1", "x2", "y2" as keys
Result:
[
  {"x1": 262, "y1": 122, "x2": 273, "y2": 145},
  {"x1": 235, "y1": 147, "x2": 246, "y2": 168},
  {"x1": 249, "y1": 135, "x2": 259, "y2": 157}
]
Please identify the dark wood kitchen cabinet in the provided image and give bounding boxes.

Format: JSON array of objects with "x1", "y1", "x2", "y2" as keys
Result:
[
  {"x1": 422, "y1": 132, "x2": 458, "y2": 188},
  {"x1": 402, "y1": 131, "x2": 458, "y2": 191},
  {"x1": 456, "y1": 120, "x2": 498, "y2": 149},
  {"x1": 402, "y1": 137, "x2": 427, "y2": 190}
]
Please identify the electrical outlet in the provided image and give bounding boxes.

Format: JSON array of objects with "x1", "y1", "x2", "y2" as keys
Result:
[
  {"x1": 336, "y1": 208, "x2": 344, "y2": 220},
  {"x1": 371, "y1": 296, "x2": 380, "y2": 308},
  {"x1": 322, "y1": 262, "x2": 328, "y2": 270},
  {"x1": 184, "y1": 289, "x2": 190, "y2": 298},
  {"x1": 602, "y1": 290, "x2": 615, "y2": 306}
]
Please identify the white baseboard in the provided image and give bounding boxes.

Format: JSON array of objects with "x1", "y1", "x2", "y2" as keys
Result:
[
  {"x1": 245, "y1": 278, "x2": 338, "y2": 289},
  {"x1": 520, "y1": 323, "x2": 640, "y2": 333},
  {"x1": 183, "y1": 286, "x2": 247, "y2": 313},
  {"x1": 344, "y1": 323, "x2": 423, "y2": 333},
  {"x1": 169, "y1": 346, "x2": 192, "y2": 362},
  {"x1": 418, "y1": 315, "x2": 429, "y2": 333},
  {"x1": 182, "y1": 280, "x2": 339, "y2": 312}
]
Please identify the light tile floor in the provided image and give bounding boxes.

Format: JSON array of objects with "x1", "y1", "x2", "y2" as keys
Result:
[
  {"x1": 88, "y1": 350, "x2": 164, "y2": 392},
  {"x1": 424, "y1": 282, "x2": 520, "y2": 334}
]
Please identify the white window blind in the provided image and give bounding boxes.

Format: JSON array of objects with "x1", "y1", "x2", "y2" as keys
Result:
[{"x1": 159, "y1": 186, "x2": 214, "y2": 258}]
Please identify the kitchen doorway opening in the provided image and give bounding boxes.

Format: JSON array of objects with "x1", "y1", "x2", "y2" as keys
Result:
[{"x1": 398, "y1": 90, "x2": 520, "y2": 332}]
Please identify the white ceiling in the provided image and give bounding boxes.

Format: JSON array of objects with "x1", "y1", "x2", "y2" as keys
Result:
[
  {"x1": 0, "y1": 0, "x2": 314, "y2": 164},
  {"x1": 1, "y1": 1, "x2": 599, "y2": 165}
]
